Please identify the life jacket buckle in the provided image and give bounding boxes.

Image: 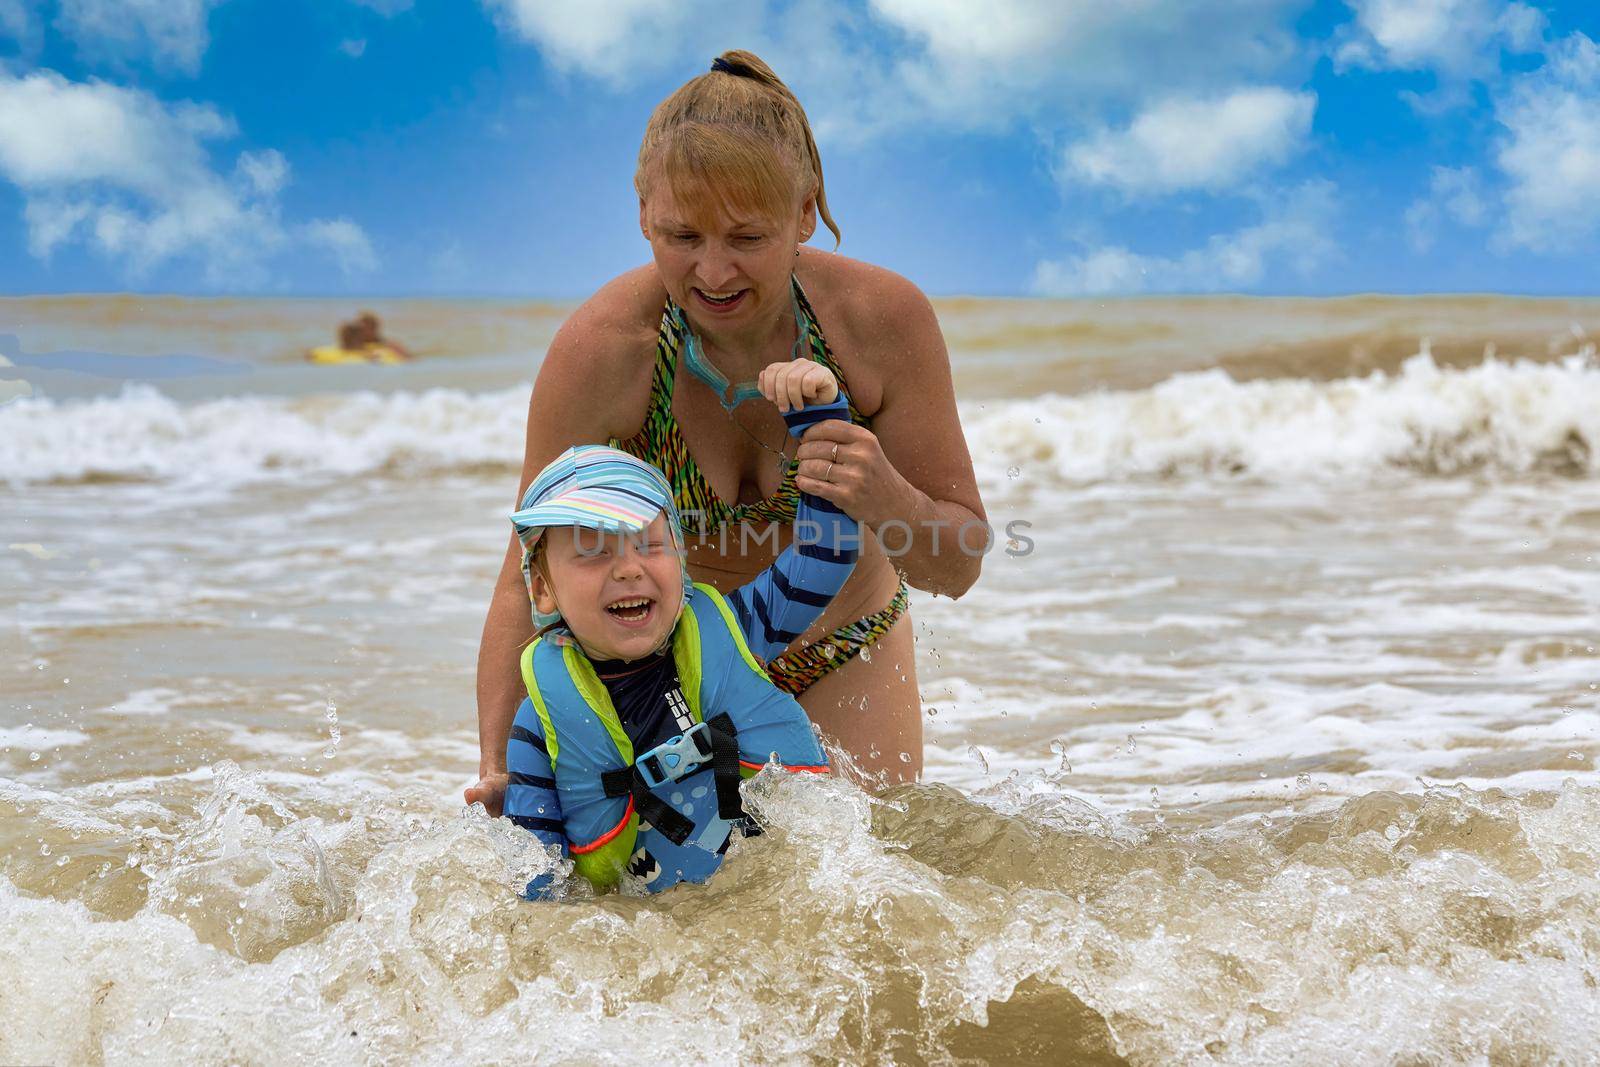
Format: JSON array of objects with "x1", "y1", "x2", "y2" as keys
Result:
[{"x1": 636, "y1": 721, "x2": 715, "y2": 789}]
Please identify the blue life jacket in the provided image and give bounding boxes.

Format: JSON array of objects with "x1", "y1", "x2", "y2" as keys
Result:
[{"x1": 518, "y1": 582, "x2": 828, "y2": 892}]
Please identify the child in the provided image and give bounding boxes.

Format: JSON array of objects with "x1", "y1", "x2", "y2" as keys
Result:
[{"x1": 504, "y1": 359, "x2": 856, "y2": 896}]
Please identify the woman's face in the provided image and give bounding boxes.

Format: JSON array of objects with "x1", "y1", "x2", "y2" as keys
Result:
[{"x1": 640, "y1": 178, "x2": 815, "y2": 331}]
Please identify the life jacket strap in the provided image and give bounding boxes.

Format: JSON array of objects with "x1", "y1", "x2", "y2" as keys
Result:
[
  {"x1": 600, "y1": 766, "x2": 696, "y2": 846},
  {"x1": 705, "y1": 713, "x2": 745, "y2": 822}
]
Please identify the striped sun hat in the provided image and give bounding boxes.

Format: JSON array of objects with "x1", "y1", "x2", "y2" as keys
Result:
[{"x1": 510, "y1": 445, "x2": 690, "y2": 632}]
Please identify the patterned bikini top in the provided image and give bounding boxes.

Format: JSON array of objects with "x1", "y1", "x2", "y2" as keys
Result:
[{"x1": 610, "y1": 278, "x2": 870, "y2": 535}]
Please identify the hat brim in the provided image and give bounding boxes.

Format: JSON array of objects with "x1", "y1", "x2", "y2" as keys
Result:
[{"x1": 510, "y1": 498, "x2": 661, "y2": 546}]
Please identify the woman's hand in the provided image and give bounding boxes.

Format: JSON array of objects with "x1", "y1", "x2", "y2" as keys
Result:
[
  {"x1": 793, "y1": 420, "x2": 912, "y2": 529},
  {"x1": 464, "y1": 772, "x2": 509, "y2": 817},
  {"x1": 758, "y1": 359, "x2": 838, "y2": 412}
]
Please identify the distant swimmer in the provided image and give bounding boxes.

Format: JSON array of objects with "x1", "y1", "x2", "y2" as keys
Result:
[{"x1": 306, "y1": 310, "x2": 414, "y2": 364}]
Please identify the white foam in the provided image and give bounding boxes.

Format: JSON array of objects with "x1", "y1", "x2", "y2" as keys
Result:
[
  {"x1": 5, "y1": 352, "x2": 1598, "y2": 489},
  {"x1": 0, "y1": 383, "x2": 530, "y2": 487},
  {"x1": 966, "y1": 351, "x2": 1600, "y2": 485},
  {"x1": 0, "y1": 726, "x2": 90, "y2": 750}
]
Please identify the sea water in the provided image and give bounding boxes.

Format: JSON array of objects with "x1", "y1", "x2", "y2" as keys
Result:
[{"x1": 2, "y1": 294, "x2": 1598, "y2": 1063}]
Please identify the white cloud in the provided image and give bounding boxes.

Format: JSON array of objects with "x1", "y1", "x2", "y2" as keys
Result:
[
  {"x1": 302, "y1": 218, "x2": 378, "y2": 276},
  {"x1": 840, "y1": 0, "x2": 1307, "y2": 136},
  {"x1": 340, "y1": 38, "x2": 368, "y2": 58},
  {"x1": 350, "y1": 0, "x2": 414, "y2": 13},
  {"x1": 1033, "y1": 181, "x2": 1339, "y2": 295},
  {"x1": 1064, "y1": 88, "x2": 1316, "y2": 195},
  {"x1": 0, "y1": 69, "x2": 374, "y2": 285},
  {"x1": 1494, "y1": 32, "x2": 1600, "y2": 252},
  {"x1": 482, "y1": 0, "x2": 716, "y2": 84},
  {"x1": 479, "y1": 0, "x2": 1310, "y2": 136},
  {"x1": 1403, "y1": 165, "x2": 1487, "y2": 251},
  {"x1": 235, "y1": 148, "x2": 289, "y2": 197},
  {"x1": 1335, "y1": 0, "x2": 1545, "y2": 81},
  {"x1": 54, "y1": 0, "x2": 224, "y2": 76}
]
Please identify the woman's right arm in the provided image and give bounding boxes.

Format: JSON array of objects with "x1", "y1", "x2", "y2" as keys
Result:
[{"x1": 466, "y1": 271, "x2": 659, "y2": 816}]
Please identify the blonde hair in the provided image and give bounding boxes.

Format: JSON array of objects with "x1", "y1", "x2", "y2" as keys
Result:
[{"x1": 636, "y1": 50, "x2": 840, "y2": 247}]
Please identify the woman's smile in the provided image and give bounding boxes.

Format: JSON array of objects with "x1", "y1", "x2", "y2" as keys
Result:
[{"x1": 693, "y1": 286, "x2": 750, "y2": 313}]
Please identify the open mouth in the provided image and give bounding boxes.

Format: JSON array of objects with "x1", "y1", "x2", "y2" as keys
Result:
[
  {"x1": 694, "y1": 288, "x2": 747, "y2": 311},
  {"x1": 605, "y1": 596, "x2": 655, "y2": 627}
]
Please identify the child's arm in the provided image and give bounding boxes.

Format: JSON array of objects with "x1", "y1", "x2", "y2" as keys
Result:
[
  {"x1": 726, "y1": 362, "x2": 859, "y2": 663},
  {"x1": 504, "y1": 696, "x2": 566, "y2": 899}
]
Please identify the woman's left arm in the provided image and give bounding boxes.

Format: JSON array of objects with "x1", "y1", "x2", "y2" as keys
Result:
[{"x1": 793, "y1": 275, "x2": 987, "y2": 599}]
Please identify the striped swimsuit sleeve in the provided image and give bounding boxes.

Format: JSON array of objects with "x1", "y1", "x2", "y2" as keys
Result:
[
  {"x1": 727, "y1": 396, "x2": 859, "y2": 663},
  {"x1": 504, "y1": 696, "x2": 566, "y2": 899}
]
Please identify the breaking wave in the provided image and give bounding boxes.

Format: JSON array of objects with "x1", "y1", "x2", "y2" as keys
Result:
[
  {"x1": 4, "y1": 351, "x2": 1598, "y2": 489},
  {"x1": 3, "y1": 764, "x2": 1597, "y2": 1064}
]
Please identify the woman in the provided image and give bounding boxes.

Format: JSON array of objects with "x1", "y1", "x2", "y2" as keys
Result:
[{"x1": 467, "y1": 50, "x2": 985, "y2": 815}]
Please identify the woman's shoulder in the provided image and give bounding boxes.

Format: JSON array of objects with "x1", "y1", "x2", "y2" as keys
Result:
[
  {"x1": 554, "y1": 264, "x2": 669, "y2": 363},
  {"x1": 801, "y1": 252, "x2": 931, "y2": 321},
  {"x1": 798, "y1": 252, "x2": 944, "y2": 411},
  {"x1": 534, "y1": 265, "x2": 668, "y2": 442}
]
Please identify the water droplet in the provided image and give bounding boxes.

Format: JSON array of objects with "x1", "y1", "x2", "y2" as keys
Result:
[
  {"x1": 1049, "y1": 739, "x2": 1071, "y2": 775},
  {"x1": 859, "y1": 648, "x2": 871, "y2": 663},
  {"x1": 56, "y1": 855, "x2": 68, "y2": 867},
  {"x1": 62, "y1": 677, "x2": 69, "y2": 685},
  {"x1": 925, "y1": 705, "x2": 938, "y2": 717},
  {"x1": 1384, "y1": 824, "x2": 1401, "y2": 841},
  {"x1": 1258, "y1": 771, "x2": 1267, "y2": 779},
  {"x1": 966, "y1": 745, "x2": 989, "y2": 774},
  {"x1": 1006, "y1": 466, "x2": 1021, "y2": 479},
  {"x1": 1568, "y1": 751, "x2": 1586, "y2": 762},
  {"x1": 29, "y1": 751, "x2": 39, "y2": 762},
  {"x1": 39, "y1": 842, "x2": 51, "y2": 856},
  {"x1": 1125, "y1": 734, "x2": 1136, "y2": 754},
  {"x1": 899, "y1": 752, "x2": 911, "y2": 763}
]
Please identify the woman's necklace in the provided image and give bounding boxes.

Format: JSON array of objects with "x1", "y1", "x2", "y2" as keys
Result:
[{"x1": 729, "y1": 405, "x2": 795, "y2": 476}]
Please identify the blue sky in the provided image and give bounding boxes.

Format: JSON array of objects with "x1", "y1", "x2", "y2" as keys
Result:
[{"x1": 0, "y1": 0, "x2": 1596, "y2": 297}]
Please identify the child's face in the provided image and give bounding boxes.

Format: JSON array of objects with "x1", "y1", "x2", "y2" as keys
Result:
[{"x1": 530, "y1": 512, "x2": 683, "y2": 662}]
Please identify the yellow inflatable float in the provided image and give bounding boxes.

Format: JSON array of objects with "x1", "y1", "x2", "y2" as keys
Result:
[{"x1": 306, "y1": 343, "x2": 409, "y2": 365}]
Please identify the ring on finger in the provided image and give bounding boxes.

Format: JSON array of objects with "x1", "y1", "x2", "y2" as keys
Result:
[
  {"x1": 825, "y1": 461, "x2": 834, "y2": 482},
  {"x1": 830, "y1": 443, "x2": 839, "y2": 463}
]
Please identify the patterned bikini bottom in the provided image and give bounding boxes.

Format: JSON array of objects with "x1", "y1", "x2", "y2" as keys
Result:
[{"x1": 764, "y1": 578, "x2": 910, "y2": 695}]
